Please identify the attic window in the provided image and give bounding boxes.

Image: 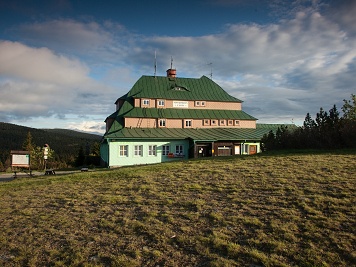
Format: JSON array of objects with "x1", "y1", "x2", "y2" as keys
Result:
[{"x1": 171, "y1": 84, "x2": 189, "y2": 91}]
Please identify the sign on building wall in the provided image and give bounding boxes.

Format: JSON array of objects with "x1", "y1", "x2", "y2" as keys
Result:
[{"x1": 173, "y1": 101, "x2": 189, "y2": 108}]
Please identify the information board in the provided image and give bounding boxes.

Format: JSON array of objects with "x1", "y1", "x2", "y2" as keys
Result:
[{"x1": 11, "y1": 152, "x2": 30, "y2": 168}]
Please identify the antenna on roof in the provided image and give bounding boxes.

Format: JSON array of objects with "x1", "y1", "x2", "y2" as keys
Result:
[
  {"x1": 154, "y1": 50, "x2": 157, "y2": 77},
  {"x1": 170, "y1": 56, "x2": 173, "y2": 69},
  {"x1": 207, "y1": 62, "x2": 213, "y2": 80}
]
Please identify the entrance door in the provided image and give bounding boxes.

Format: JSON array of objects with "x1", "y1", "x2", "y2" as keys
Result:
[
  {"x1": 234, "y1": 145, "x2": 240, "y2": 155},
  {"x1": 249, "y1": 145, "x2": 257, "y2": 155}
]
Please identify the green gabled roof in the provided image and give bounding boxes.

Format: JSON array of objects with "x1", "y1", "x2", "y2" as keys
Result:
[
  {"x1": 104, "y1": 122, "x2": 296, "y2": 142},
  {"x1": 124, "y1": 107, "x2": 257, "y2": 120},
  {"x1": 127, "y1": 75, "x2": 242, "y2": 102}
]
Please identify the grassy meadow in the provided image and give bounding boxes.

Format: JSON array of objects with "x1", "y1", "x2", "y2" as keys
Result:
[{"x1": 0, "y1": 151, "x2": 355, "y2": 266}]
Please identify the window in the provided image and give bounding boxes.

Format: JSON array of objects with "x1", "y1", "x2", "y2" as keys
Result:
[
  {"x1": 228, "y1": 120, "x2": 234, "y2": 126},
  {"x1": 158, "y1": 100, "x2": 165, "y2": 106},
  {"x1": 203, "y1": 119, "x2": 210, "y2": 126},
  {"x1": 162, "y1": 145, "x2": 170, "y2": 156},
  {"x1": 185, "y1": 120, "x2": 192, "y2": 128},
  {"x1": 175, "y1": 145, "x2": 183, "y2": 155},
  {"x1": 201, "y1": 101, "x2": 206, "y2": 106},
  {"x1": 195, "y1": 101, "x2": 200, "y2": 106},
  {"x1": 134, "y1": 145, "x2": 142, "y2": 156},
  {"x1": 235, "y1": 120, "x2": 240, "y2": 126},
  {"x1": 142, "y1": 99, "x2": 150, "y2": 106},
  {"x1": 119, "y1": 145, "x2": 128, "y2": 157},
  {"x1": 211, "y1": 120, "x2": 217, "y2": 126},
  {"x1": 219, "y1": 120, "x2": 226, "y2": 126},
  {"x1": 148, "y1": 145, "x2": 157, "y2": 156},
  {"x1": 159, "y1": 119, "x2": 166, "y2": 127}
]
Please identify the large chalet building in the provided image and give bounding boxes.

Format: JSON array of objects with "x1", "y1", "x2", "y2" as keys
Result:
[{"x1": 101, "y1": 68, "x2": 284, "y2": 167}]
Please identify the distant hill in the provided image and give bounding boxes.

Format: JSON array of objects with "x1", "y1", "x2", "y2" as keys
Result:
[{"x1": 0, "y1": 122, "x2": 102, "y2": 165}]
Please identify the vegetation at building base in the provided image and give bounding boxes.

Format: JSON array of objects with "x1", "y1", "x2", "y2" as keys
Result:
[
  {"x1": 0, "y1": 151, "x2": 355, "y2": 266},
  {"x1": 0, "y1": 122, "x2": 102, "y2": 171},
  {"x1": 262, "y1": 94, "x2": 356, "y2": 151}
]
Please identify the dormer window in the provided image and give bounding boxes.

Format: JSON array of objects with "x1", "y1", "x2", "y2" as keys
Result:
[{"x1": 142, "y1": 99, "x2": 150, "y2": 106}]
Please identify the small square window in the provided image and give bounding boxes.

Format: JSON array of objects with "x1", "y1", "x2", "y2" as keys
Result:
[
  {"x1": 185, "y1": 120, "x2": 192, "y2": 127},
  {"x1": 119, "y1": 145, "x2": 128, "y2": 157},
  {"x1": 158, "y1": 100, "x2": 165, "y2": 106},
  {"x1": 228, "y1": 120, "x2": 234, "y2": 126},
  {"x1": 235, "y1": 120, "x2": 240, "y2": 126},
  {"x1": 201, "y1": 101, "x2": 206, "y2": 106},
  {"x1": 142, "y1": 99, "x2": 150, "y2": 106},
  {"x1": 162, "y1": 145, "x2": 170, "y2": 156},
  {"x1": 203, "y1": 119, "x2": 210, "y2": 126},
  {"x1": 134, "y1": 145, "x2": 143, "y2": 156},
  {"x1": 175, "y1": 145, "x2": 184, "y2": 155},
  {"x1": 219, "y1": 120, "x2": 225, "y2": 126},
  {"x1": 159, "y1": 119, "x2": 166, "y2": 127},
  {"x1": 148, "y1": 145, "x2": 157, "y2": 156},
  {"x1": 195, "y1": 101, "x2": 200, "y2": 106},
  {"x1": 211, "y1": 120, "x2": 217, "y2": 125}
]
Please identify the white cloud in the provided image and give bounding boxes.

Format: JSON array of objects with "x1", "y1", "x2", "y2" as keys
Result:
[{"x1": 0, "y1": 41, "x2": 115, "y2": 121}]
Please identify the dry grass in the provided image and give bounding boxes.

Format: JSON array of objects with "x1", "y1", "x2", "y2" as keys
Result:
[{"x1": 0, "y1": 151, "x2": 355, "y2": 266}]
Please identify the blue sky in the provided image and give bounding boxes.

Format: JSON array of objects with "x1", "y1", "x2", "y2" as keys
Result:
[{"x1": 0, "y1": 0, "x2": 355, "y2": 134}]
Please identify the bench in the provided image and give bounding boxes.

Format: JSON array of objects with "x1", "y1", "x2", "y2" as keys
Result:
[{"x1": 45, "y1": 169, "x2": 55, "y2": 175}]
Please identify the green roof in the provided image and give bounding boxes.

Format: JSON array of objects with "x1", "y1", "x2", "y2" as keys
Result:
[
  {"x1": 124, "y1": 107, "x2": 256, "y2": 120},
  {"x1": 127, "y1": 75, "x2": 242, "y2": 102},
  {"x1": 104, "y1": 122, "x2": 296, "y2": 142}
]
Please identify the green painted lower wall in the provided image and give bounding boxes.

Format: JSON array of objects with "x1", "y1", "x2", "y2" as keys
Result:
[{"x1": 106, "y1": 139, "x2": 189, "y2": 167}]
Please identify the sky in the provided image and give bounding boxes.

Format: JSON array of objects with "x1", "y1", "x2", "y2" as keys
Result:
[{"x1": 0, "y1": 0, "x2": 355, "y2": 135}]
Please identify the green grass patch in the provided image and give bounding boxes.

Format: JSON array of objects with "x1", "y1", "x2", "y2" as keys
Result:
[{"x1": 0, "y1": 151, "x2": 355, "y2": 266}]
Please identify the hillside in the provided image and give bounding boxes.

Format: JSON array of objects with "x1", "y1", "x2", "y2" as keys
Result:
[
  {"x1": 0, "y1": 152, "x2": 355, "y2": 266},
  {"x1": 0, "y1": 122, "x2": 102, "y2": 165}
]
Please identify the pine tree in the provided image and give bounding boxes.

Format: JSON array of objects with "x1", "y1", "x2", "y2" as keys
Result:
[{"x1": 22, "y1": 131, "x2": 35, "y2": 152}]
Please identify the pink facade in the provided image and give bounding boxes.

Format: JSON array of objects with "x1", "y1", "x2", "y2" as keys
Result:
[{"x1": 134, "y1": 98, "x2": 242, "y2": 110}]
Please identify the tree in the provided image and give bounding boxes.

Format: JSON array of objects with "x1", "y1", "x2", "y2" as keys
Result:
[
  {"x1": 75, "y1": 146, "x2": 85, "y2": 167},
  {"x1": 22, "y1": 131, "x2": 35, "y2": 152},
  {"x1": 341, "y1": 94, "x2": 356, "y2": 120}
]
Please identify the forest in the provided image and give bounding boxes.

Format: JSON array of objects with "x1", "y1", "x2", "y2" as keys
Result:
[
  {"x1": 262, "y1": 94, "x2": 356, "y2": 151},
  {"x1": 0, "y1": 123, "x2": 102, "y2": 171}
]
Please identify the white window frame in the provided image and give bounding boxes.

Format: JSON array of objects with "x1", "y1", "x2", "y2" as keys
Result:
[
  {"x1": 119, "y1": 145, "x2": 128, "y2": 157},
  {"x1": 159, "y1": 119, "x2": 166, "y2": 127},
  {"x1": 142, "y1": 99, "x2": 150, "y2": 106},
  {"x1": 158, "y1": 100, "x2": 165, "y2": 107},
  {"x1": 235, "y1": 120, "x2": 240, "y2": 126},
  {"x1": 184, "y1": 119, "x2": 192, "y2": 128},
  {"x1": 162, "y1": 145, "x2": 170, "y2": 156},
  {"x1": 203, "y1": 119, "x2": 210, "y2": 126},
  {"x1": 175, "y1": 145, "x2": 184, "y2": 155},
  {"x1": 195, "y1": 101, "x2": 200, "y2": 106},
  {"x1": 228, "y1": 120, "x2": 234, "y2": 126},
  {"x1": 201, "y1": 101, "x2": 206, "y2": 106},
  {"x1": 211, "y1": 119, "x2": 217, "y2": 126},
  {"x1": 219, "y1": 119, "x2": 226, "y2": 126},
  {"x1": 134, "y1": 145, "x2": 143, "y2": 156},
  {"x1": 148, "y1": 145, "x2": 157, "y2": 156}
]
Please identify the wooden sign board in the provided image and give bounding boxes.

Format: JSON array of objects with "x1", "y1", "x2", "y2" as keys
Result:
[{"x1": 11, "y1": 151, "x2": 30, "y2": 168}]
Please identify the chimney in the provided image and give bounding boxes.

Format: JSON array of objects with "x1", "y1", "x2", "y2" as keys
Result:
[{"x1": 166, "y1": 69, "x2": 176, "y2": 78}]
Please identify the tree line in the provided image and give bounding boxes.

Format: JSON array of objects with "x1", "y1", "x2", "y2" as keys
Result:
[
  {"x1": 262, "y1": 94, "x2": 356, "y2": 151},
  {"x1": 0, "y1": 123, "x2": 102, "y2": 171}
]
